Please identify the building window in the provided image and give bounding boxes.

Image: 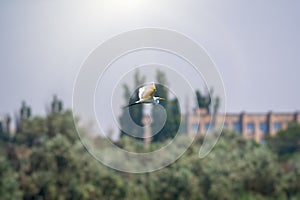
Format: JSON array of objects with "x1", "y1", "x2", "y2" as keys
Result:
[
  {"x1": 259, "y1": 122, "x2": 268, "y2": 134},
  {"x1": 205, "y1": 123, "x2": 210, "y2": 131},
  {"x1": 246, "y1": 123, "x2": 255, "y2": 134},
  {"x1": 233, "y1": 122, "x2": 241, "y2": 134},
  {"x1": 274, "y1": 122, "x2": 282, "y2": 132},
  {"x1": 192, "y1": 123, "x2": 199, "y2": 133}
]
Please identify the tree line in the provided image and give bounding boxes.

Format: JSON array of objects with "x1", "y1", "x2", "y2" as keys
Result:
[{"x1": 0, "y1": 85, "x2": 299, "y2": 199}]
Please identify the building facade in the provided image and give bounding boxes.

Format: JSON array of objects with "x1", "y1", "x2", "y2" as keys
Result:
[{"x1": 187, "y1": 108, "x2": 300, "y2": 143}]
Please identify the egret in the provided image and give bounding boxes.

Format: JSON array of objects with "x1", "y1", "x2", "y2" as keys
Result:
[{"x1": 123, "y1": 82, "x2": 166, "y2": 108}]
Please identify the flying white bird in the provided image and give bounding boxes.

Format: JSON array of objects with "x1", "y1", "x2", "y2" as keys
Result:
[{"x1": 124, "y1": 82, "x2": 166, "y2": 108}]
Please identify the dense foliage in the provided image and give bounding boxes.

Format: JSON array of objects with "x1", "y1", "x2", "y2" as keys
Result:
[
  {"x1": 0, "y1": 108, "x2": 300, "y2": 199},
  {"x1": 267, "y1": 123, "x2": 300, "y2": 157}
]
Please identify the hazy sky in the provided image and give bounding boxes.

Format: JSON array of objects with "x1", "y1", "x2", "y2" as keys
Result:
[{"x1": 1, "y1": 0, "x2": 300, "y2": 120}]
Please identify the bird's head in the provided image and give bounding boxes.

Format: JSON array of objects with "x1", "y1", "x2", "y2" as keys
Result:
[{"x1": 154, "y1": 97, "x2": 166, "y2": 105}]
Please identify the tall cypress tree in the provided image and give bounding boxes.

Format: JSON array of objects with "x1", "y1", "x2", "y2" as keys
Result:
[
  {"x1": 151, "y1": 70, "x2": 180, "y2": 142},
  {"x1": 119, "y1": 70, "x2": 145, "y2": 139},
  {"x1": 195, "y1": 89, "x2": 212, "y2": 114}
]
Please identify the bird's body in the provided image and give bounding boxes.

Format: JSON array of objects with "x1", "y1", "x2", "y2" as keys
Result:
[{"x1": 124, "y1": 82, "x2": 166, "y2": 108}]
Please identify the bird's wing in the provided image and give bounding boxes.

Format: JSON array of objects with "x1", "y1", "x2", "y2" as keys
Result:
[
  {"x1": 138, "y1": 83, "x2": 156, "y2": 101},
  {"x1": 123, "y1": 101, "x2": 153, "y2": 108}
]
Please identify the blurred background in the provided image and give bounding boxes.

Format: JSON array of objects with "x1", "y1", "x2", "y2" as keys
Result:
[{"x1": 0, "y1": 0, "x2": 300, "y2": 199}]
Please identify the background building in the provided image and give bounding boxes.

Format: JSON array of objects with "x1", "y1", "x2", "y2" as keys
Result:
[{"x1": 187, "y1": 108, "x2": 300, "y2": 143}]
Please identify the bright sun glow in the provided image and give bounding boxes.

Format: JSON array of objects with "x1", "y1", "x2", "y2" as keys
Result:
[{"x1": 106, "y1": 0, "x2": 147, "y2": 11}]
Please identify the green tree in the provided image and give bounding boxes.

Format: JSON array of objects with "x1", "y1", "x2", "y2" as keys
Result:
[
  {"x1": 147, "y1": 166, "x2": 194, "y2": 200},
  {"x1": 0, "y1": 156, "x2": 22, "y2": 200},
  {"x1": 212, "y1": 96, "x2": 220, "y2": 127},
  {"x1": 0, "y1": 119, "x2": 9, "y2": 142},
  {"x1": 282, "y1": 154, "x2": 300, "y2": 199},
  {"x1": 152, "y1": 98, "x2": 181, "y2": 142},
  {"x1": 152, "y1": 70, "x2": 180, "y2": 142},
  {"x1": 0, "y1": 121, "x2": 3, "y2": 140},
  {"x1": 119, "y1": 70, "x2": 145, "y2": 139},
  {"x1": 16, "y1": 116, "x2": 47, "y2": 147},
  {"x1": 21, "y1": 134, "x2": 75, "y2": 199},
  {"x1": 3, "y1": 98, "x2": 300, "y2": 199},
  {"x1": 195, "y1": 89, "x2": 211, "y2": 113},
  {"x1": 5, "y1": 114, "x2": 11, "y2": 135},
  {"x1": 16, "y1": 101, "x2": 32, "y2": 133},
  {"x1": 267, "y1": 123, "x2": 300, "y2": 156},
  {"x1": 154, "y1": 70, "x2": 168, "y2": 108},
  {"x1": 200, "y1": 131, "x2": 285, "y2": 199},
  {"x1": 20, "y1": 101, "x2": 31, "y2": 120},
  {"x1": 51, "y1": 95, "x2": 63, "y2": 114},
  {"x1": 151, "y1": 71, "x2": 167, "y2": 142},
  {"x1": 46, "y1": 110, "x2": 77, "y2": 143}
]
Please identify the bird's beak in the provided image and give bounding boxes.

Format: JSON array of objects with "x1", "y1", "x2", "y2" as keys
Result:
[{"x1": 159, "y1": 98, "x2": 166, "y2": 101}]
